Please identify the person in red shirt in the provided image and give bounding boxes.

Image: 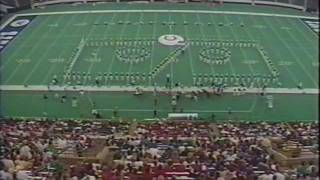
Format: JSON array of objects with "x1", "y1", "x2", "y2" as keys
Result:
[
  {"x1": 102, "y1": 167, "x2": 117, "y2": 180},
  {"x1": 154, "y1": 164, "x2": 166, "y2": 178},
  {"x1": 127, "y1": 169, "x2": 139, "y2": 180},
  {"x1": 142, "y1": 165, "x2": 154, "y2": 180}
]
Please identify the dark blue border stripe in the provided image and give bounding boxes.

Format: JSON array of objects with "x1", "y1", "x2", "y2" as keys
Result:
[
  {"x1": 0, "y1": 15, "x2": 37, "y2": 53},
  {"x1": 301, "y1": 18, "x2": 319, "y2": 35}
]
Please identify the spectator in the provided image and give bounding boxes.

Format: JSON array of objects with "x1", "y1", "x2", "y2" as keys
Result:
[{"x1": 0, "y1": 161, "x2": 13, "y2": 180}]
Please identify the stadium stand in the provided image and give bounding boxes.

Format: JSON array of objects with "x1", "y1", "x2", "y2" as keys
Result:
[
  {"x1": 0, "y1": 0, "x2": 32, "y2": 17},
  {"x1": 0, "y1": 119, "x2": 318, "y2": 179}
]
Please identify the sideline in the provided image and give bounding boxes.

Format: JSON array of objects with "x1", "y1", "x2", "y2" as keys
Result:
[
  {"x1": 1, "y1": 9, "x2": 318, "y2": 30},
  {"x1": 0, "y1": 85, "x2": 318, "y2": 95},
  {"x1": 16, "y1": 10, "x2": 320, "y2": 19}
]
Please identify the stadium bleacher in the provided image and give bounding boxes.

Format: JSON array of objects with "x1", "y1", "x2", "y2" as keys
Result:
[{"x1": 0, "y1": 119, "x2": 318, "y2": 179}]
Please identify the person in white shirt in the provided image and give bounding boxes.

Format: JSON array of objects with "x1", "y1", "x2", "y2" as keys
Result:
[
  {"x1": 34, "y1": 139, "x2": 47, "y2": 153},
  {"x1": 0, "y1": 161, "x2": 13, "y2": 180},
  {"x1": 273, "y1": 172, "x2": 285, "y2": 180},
  {"x1": 19, "y1": 143, "x2": 32, "y2": 159},
  {"x1": 81, "y1": 175, "x2": 96, "y2": 180},
  {"x1": 147, "y1": 148, "x2": 160, "y2": 158},
  {"x1": 258, "y1": 171, "x2": 274, "y2": 180},
  {"x1": 57, "y1": 136, "x2": 68, "y2": 149},
  {"x1": 133, "y1": 159, "x2": 144, "y2": 168},
  {"x1": 1, "y1": 156, "x2": 15, "y2": 173},
  {"x1": 0, "y1": 170, "x2": 13, "y2": 180},
  {"x1": 16, "y1": 170, "x2": 30, "y2": 180}
]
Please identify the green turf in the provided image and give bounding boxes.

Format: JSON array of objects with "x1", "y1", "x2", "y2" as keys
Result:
[
  {"x1": 1, "y1": 91, "x2": 318, "y2": 121},
  {"x1": 0, "y1": 3, "x2": 318, "y2": 121},
  {"x1": 2, "y1": 13, "x2": 318, "y2": 87}
]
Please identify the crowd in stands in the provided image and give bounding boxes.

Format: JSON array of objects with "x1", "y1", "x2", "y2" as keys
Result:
[{"x1": 0, "y1": 119, "x2": 318, "y2": 180}]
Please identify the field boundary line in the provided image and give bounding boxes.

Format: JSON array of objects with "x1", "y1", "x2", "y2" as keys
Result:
[
  {"x1": 9, "y1": 10, "x2": 319, "y2": 20},
  {"x1": 0, "y1": 85, "x2": 318, "y2": 95},
  {"x1": 0, "y1": 14, "x2": 18, "y2": 29},
  {"x1": 93, "y1": 108, "x2": 253, "y2": 113}
]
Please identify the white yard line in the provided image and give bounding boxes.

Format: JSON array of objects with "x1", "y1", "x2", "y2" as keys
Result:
[
  {"x1": 262, "y1": 16, "x2": 318, "y2": 88},
  {"x1": 220, "y1": 15, "x2": 258, "y2": 112},
  {"x1": 292, "y1": 19, "x2": 319, "y2": 48},
  {"x1": 97, "y1": 12, "x2": 117, "y2": 85},
  {"x1": 196, "y1": 13, "x2": 216, "y2": 76},
  {"x1": 148, "y1": 13, "x2": 158, "y2": 86},
  {"x1": 82, "y1": 13, "x2": 105, "y2": 85},
  {"x1": 209, "y1": 14, "x2": 236, "y2": 76},
  {"x1": 13, "y1": 10, "x2": 319, "y2": 20},
  {"x1": 277, "y1": 24, "x2": 318, "y2": 86},
  {"x1": 40, "y1": 56, "x2": 63, "y2": 85},
  {"x1": 4, "y1": 15, "x2": 64, "y2": 84},
  {"x1": 3, "y1": 64, "x2": 22, "y2": 84},
  {"x1": 196, "y1": 13, "x2": 206, "y2": 40},
  {"x1": 280, "y1": 18, "x2": 318, "y2": 62},
  {"x1": 168, "y1": 12, "x2": 174, "y2": 88},
  {"x1": 40, "y1": 15, "x2": 79, "y2": 84},
  {"x1": 0, "y1": 16, "x2": 52, "y2": 72},
  {"x1": 228, "y1": 15, "x2": 256, "y2": 75},
  {"x1": 127, "y1": 12, "x2": 143, "y2": 84},
  {"x1": 249, "y1": 15, "x2": 299, "y2": 86},
  {"x1": 298, "y1": 19, "x2": 319, "y2": 39},
  {"x1": 1, "y1": 9, "x2": 317, "y2": 74},
  {"x1": 181, "y1": 14, "x2": 195, "y2": 75},
  {"x1": 84, "y1": 47, "x2": 102, "y2": 86},
  {"x1": 105, "y1": 13, "x2": 130, "y2": 85},
  {"x1": 22, "y1": 15, "x2": 82, "y2": 84}
]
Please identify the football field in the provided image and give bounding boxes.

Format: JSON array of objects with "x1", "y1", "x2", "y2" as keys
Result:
[{"x1": 0, "y1": 3, "x2": 318, "y2": 121}]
